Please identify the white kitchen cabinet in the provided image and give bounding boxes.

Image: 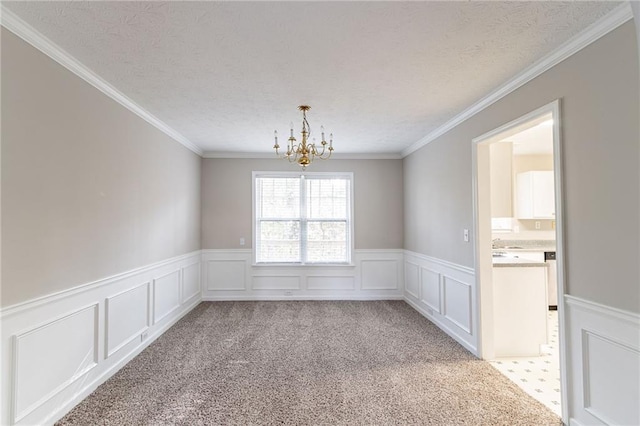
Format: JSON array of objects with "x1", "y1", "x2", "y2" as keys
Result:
[
  {"x1": 516, "y1": 171, "x2": 555, "y2": 219},
  {"x1": 492, "y1": 265, "x2": 548, "y2": 357}
]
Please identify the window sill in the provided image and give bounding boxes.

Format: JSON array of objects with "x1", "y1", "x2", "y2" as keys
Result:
[{"x1": 252, "y1": 262, "x2": 355, "y2": 268}]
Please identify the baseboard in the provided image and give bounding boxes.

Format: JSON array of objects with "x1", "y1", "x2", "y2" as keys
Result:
[
  {"x1": 402, "y1": 250, "x2": 478, "y2": 356},
  {"x1": 202, "y1": 295, "x2": 405, "y2": 302},
  {"x1": 201, "y1": 249, "x2": 405, "y2": 301},
  {"x1": 0, "y1": 252, "x2": 202, "y2": 426},
  {"x1": 404, "y1": 296, "x2": 477, "y2": 355},
  {"x1": 565, "y1": 295, "x2": 640, "y2": 426},
  {"x1": 44, "y1": 298, "x2": 200, "y2": 425}
]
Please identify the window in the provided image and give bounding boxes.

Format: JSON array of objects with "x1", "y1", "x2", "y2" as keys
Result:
[{"x1": 253, "y1": 172, "x2": 353, "y2": 264}]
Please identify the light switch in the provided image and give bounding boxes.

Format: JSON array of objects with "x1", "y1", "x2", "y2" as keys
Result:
[
  {"x1": 240, "y1": 237, "x2": 245, "y2": 246},
  {"x1": 463, "y1": 229, "x2": 469, "y2": 242}
]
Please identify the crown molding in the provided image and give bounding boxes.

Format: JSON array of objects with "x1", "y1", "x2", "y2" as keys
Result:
[
  {"x1": 202, "y1": 151, "x2": 403, "y2": 160},
  {"x1": 401, "y1": 2, "x2": 634, "y2": 158},
  {"x1": 0, "y1": 5, "x2": 204, "y2": 157}
]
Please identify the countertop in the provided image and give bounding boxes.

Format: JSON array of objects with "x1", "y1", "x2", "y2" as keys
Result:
[
  {"x1": 492, "y1": 246, "x2": 556, "y2": 253},
  {"x1": 491, "y1": 239, "x2": 555, "y2": 267},
  {"x1": 492, "y1": 257, "x2": 548, "y2": 268},
  {"x1": 492, "y1": 239, "x2": 556, "y2": 253}
]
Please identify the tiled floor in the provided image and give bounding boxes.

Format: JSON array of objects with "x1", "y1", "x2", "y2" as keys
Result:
[{"x1": 489, "y1": 311, "x2": 561, "y2": 417}]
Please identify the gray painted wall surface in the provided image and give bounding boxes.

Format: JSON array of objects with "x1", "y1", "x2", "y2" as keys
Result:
[
  {"x1": 201, "y1": 158, "x2": 404, "y2": 250},
  {"x1": 1, "y1": 29, "x2": 202, "y2": 307},
  {"x1": 404, "y1": 22, "x2": 639, "y2": 313}
]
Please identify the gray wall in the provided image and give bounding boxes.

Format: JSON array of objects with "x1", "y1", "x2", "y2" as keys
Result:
[
  {"x1": 404, "y1": 22, "x2": 640, "y2": 313},
  {"x1": 202, "y1": 158, "x2": 403, "y2": 250},
  {"x1": 1, "y1": 29, "x2": 202, "y2": 307}
]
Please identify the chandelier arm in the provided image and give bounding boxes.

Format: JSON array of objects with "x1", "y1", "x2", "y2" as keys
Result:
[{"x1": 272, "y1": 105, "x2": 333, "y2": 168}]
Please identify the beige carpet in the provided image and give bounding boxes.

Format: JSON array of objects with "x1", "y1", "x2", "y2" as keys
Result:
[{"x1": 57, "y1": 301, "x2": 561, "y2": 425}]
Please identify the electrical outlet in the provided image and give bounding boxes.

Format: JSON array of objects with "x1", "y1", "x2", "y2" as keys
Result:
[
  {"x1": 535, "y1": 221, "x2": 541, "y2": 230},
  {"x1": 141, "y1": 331, "x2": 148, "y2": 341},
  {"x1": 240, "y1": 237, "x2": 245, "y2": 246},
  {"x1": 463, "y1": 229, "x2": 469, "y2": 242}
]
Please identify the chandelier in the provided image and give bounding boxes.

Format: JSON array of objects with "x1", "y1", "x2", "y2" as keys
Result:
[{"x1": 273, "y1": 105, "x2": 334, "y2": 168}]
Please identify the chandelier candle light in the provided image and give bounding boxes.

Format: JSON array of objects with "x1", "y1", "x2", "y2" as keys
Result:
[{"x1": 273, "y1": 105, "x2": 334, "y2": 168}]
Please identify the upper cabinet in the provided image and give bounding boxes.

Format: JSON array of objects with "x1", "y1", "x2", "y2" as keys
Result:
[{"x1": 516, "y1": 171, "x2": 555, "y2": 219}]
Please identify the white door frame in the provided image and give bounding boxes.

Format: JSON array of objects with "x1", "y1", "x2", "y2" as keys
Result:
[{"x1": 471, "y1": 99, "x2": 569, "y2": 423}]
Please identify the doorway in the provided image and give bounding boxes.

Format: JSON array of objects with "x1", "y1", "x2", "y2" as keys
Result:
[{"x1": 472, "y1": 100, "x2": 568, "y2": 422}]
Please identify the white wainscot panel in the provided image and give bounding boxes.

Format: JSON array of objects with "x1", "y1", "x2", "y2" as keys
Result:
[
  {"x1": 307, "y1": 276, "x2": 355, "y2": 291},
  {"x1": 13, "y1": 304, "x2": 98, "y2": 423},
  {"x1": 566, "y1": 296, "x2": 640, "y2": 426},
  {"x1": 443, "y1": 276, "x2": 472, "y2": 333},
  {"x1": 404, "y1": 262, "x2": 419, "y2": 299},
  {"x1": 181, "y1": 262, "x2": 201, "y2": 303},
  {"x1": 421, "y1": 268, "x2": 441, "y2": 314},
  {"x1": 252, "y1": 276, "x2": 300, "y2": 290},
  {"x1": 105, "y1": 283, "x2": 149, "y2": 358},
  {"x1": 583, "y1": 330, "x2": 640, "y2": 425},
  {"x1": 153, "y1": 270, "x2": 180, "y2": 324},
  {"x1": 361, "y1": 260, "x2": 398, "y2": 290},
  {"x1": 207, "y1": 260, "x2": 246, "y2": 291}
]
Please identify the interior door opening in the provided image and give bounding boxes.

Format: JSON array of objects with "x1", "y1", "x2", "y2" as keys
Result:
[{"x1": 472, "y1": 100, "x2": 568, "y2": 422}]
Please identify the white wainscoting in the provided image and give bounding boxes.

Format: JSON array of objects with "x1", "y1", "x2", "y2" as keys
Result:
[
  {"x1": 565, "y1": 296, "x2": 640, "y2": 426},
  {"x1": 201, "y1": 249, "x2": 404, "y2": 300},
  {"x1": 0, "y1": 251, "x2": 202, "y2": 426},
  {"x1": 403, "y1": 250, "x2": 478, "y2": 355}
]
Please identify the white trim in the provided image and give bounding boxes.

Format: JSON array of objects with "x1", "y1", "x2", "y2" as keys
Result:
[
  {"x1": 180, "y1": 262, "x2": 202, "y2": 304},
  {"x1": 44, "y1": 297, "x2": 201, "y2": 426},
  {"x1": 565, "y1": 295, "x2": 640, "y2": 325},
  {"x1": 0, "y1": 6, "x2": 203, "y2": 157},
  {"x1": 202, "y1": 295, "x2": 404, "y2": 302},
  {"x1": 252, "y1": 171, "x2": 355, "y2": 266},
  {"x1": 1, "y1": 2, "x2": 631, "y2": 161},
  {"x1": 471, "y1": 99, "x2": 569, "y2": 423},
  {"x1": 104, "y1": 282, "x2": 151, "y2": 359},
  {"x1": 356, "y1": 249, "x2": 404, "y2": 255},
  {"x1": 152, "y1": 270, "x2": 182, "y2": 325},
  {"x1": 0, "y1": 250, "x2": 201, "y2": 318},
  {"x1": 11, "y1": 303, "x2": 99, "y2": 423},
  {"x1": 203, "y1": 151, "x2": 402, "y2": 160},
  {"x1": 565, "y1": 295, "x2": 640, "y2": 426},
  {"x1": 1, "y1": 252, "x2": 202, "y2": 426},
  {"x1": 569, "y1": 419, "x2": 587, "y2": 426},
  {"x1": 201, "y1": 248, "x2": 404, "y2": 300},
  {"x1": 403, "y1": 250, "x2": 475, "y2": 275},
  {"x1": 404, "y1": 297, "x2": 477, "y2": 354},
  {"x1": 401, "y1": 2, "x2": 633, "y2": 157},
  {"x1": 402, "y1": 250, "x2": 478, "y2": 355}
]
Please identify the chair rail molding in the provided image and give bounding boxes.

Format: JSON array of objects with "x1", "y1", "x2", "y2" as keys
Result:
[
  {"x1": 402, "y1": 250, "x2": 478, "y2": 355},
  {"x1": 565, "y1": 295, "x2": 640, "y2": 426},
  {"x1": 0, "y1": 252, "x2": 203, "y2": 426},
  {"x1": 201, "y1": 248, "x2": 404, "y2": 301}
]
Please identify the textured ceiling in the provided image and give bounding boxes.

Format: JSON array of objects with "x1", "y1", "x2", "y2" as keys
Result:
[{"x1": 3, "y1": 1, "x2": 620, "y2": 154}]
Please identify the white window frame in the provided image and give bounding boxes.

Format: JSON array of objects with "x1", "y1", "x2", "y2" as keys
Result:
[{"x1": 252, "y1": 171, "x2": 354, "y2": 266}]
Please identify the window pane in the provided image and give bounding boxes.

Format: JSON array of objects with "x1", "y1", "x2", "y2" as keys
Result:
[
  {"x1": 257, "y1": 221, "x2": 300, "y2": 263},
  {"x1": 256, "y1": 177, "x2": 300, "y2": 219},
  {"x1": 306, "y1": 221, "x2": 347, "y2": 263},
  {"x1": 306, "y1": 178, "x2": 348, "y2": 219}
]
